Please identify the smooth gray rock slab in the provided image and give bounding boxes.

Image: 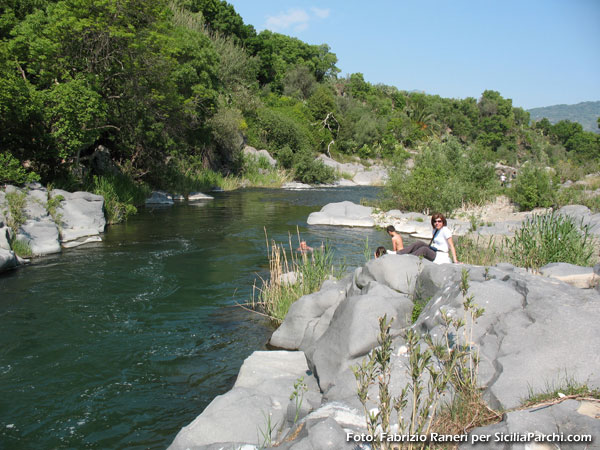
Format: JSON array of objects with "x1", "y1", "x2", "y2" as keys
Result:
[
  {"x1": 463, "y1": 399, "x2": 600, "y2": 449},
  {"x1": 18, "y1": 218, "x2": 61, "y2": 255},
  {"x1": 51, "y1": 189, "x2": 106, "y2": 242},
  {"x1": 24, "y1": 188, "x2": 49, "y2": 220},
  {"x1": 355, "y1": 254, "x2": 430, "y2": 294},
  {"x1": 352, "y1": 166, "x2": 387, "y2": 186},
  {"x1": 270, "y1": 279, "x2": 348, "y2": 350},
  {"x1": 145, "y1": 191, "x2": 174, "y2": 205},
  {"x1": 307, "y1": 201, "x2": 374, "y2": 227},
  {"x1": 0, "y1": 226, "x2": 10, "y2": 250},
  {"x1": 168, "y1": 351, "x2": 319, "y2": 449},
  {"x1": 308, "y1": 284, "x2": 413, "y2": 392},
  {"x1": 540, "y1": 262, "x2": 600, "y2": 288},
  {"x1": 188, "y1": 192, "x2": 214, "y2": 201},
  {"x1": 0, "y1": 248, "x2": 18, "y2": 272}
]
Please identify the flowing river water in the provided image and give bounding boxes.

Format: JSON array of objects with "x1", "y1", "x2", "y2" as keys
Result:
[{"x1": 0, "y1": 186, "x2": 416, "y2": 449}]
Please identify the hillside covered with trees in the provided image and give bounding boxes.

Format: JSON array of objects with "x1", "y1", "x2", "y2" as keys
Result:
[
  {"x1": 529, "y1": 101, "x2": 600, "y2": 134},
  {"x1": 2, "y1": 0, "x2": 599, "y2": 218}
]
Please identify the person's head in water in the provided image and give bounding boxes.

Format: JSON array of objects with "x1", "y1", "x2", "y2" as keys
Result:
[
  {"x1": 298, "y1": 240, "x2": 313, "y2": 253},
  {"x1": 375, "y1": 246, "x2": 387, "y2": 258}
]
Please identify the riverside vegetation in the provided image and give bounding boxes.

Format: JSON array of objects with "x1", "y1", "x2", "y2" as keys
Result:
[
  {"x1": 456, "y1": 211, "x2": 597, "y2": 270},
  {"x1": 2, "y1": 0, "x2": 599, "y2": 225},
  {"x1": 249, "y1": 231, "x2": 343, "y2": 323}
]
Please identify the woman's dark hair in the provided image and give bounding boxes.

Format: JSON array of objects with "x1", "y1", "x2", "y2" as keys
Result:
[
  {"x1": 386, "y1": 225, "x2": 396, "y2": 233},
  {"x1": 431, "y1": 213, "x2": 447, "y2": 227},
  {"x1": 375, "y1": 246, "x2": 387, "y2": 257}
]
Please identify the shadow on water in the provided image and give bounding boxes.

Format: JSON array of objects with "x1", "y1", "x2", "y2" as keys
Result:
[{"x1": 0, "y1": 186, "x2": 414, "y2": 448}]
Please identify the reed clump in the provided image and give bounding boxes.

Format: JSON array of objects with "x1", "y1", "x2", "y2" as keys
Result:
[{"x1": 250, "y1": 230, "x2": 342, "y2": 323}]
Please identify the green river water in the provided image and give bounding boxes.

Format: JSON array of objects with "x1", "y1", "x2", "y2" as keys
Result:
[{"x1": 0, "y1": 186, "x2": 403, "y2": 449}]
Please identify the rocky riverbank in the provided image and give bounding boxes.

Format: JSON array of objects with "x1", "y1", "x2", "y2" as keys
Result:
[
  {"x1": 169, "y1": 253, "x2": 600, "y2": 449},
  {"x1": 0, "y1": 183, "x2": 107, "y2": 272},
  {"x1": 307, "y1": 199, "x2": 600, "y2": 242}
]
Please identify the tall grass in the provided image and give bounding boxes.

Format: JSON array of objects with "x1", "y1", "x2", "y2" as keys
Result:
[
  {"x1": 90, "y1": 175, "x2": 149, "y2": 224},
  {"x1": 4, "y1": 191, "x2": 28, "y2": 230},
  {"x1": 250, "y1": 230, "x2": 342, "y2": 323},
  {"x1": 456, "y1": 235, "x2": 509, "y2": 267},
  {"x1": 508, "y1": 212, "x2": 596, "y2": 270},
  {"x1": 10, "y1": 238, "x2": 33, "y2": 258}
]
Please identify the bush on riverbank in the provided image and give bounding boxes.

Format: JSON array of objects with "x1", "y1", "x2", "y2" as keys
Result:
[
  {"x1": 456, "y1": 212, "x2": 597, "y2": 269},
  {"x1": 89, "y1": 175, "x2": 149, "y2": 224},
  {"x1": 381, "y1": 138, "x2": 499, "y2": 215},
  {"x1": 508, "y1": 165, "x2": 557, "y2": 211},
  {"x1": 509, "y1": 212, "x2": 596, "y2": 270}
]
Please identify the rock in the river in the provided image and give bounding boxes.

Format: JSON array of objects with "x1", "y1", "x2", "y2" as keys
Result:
[
  {"x1": 145, "y1": 191, "x2": 174, "y2": 206},
  {"x1": 282, "y1": 182, "x2": 312, "y2": 190},
  {"x1": 168, "y1": 351, "x2": 321, "y2": 449},
  {"x1": 0, "y1": 248, "x2": 18, "y2": 272},
  {"x1": 307, "y1": 201, "x2": 374, "y2": 227},
  {"x1": 188, "y1": 192, "x2": 214, "y2": 201},
  {"x1": 51, "y1": 189, "x2": 106, "y2": 244}
]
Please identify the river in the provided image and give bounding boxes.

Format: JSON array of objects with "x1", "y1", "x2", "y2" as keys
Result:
[{"x1": 0, "y1": 186, "x2": 409, "y2": 449}]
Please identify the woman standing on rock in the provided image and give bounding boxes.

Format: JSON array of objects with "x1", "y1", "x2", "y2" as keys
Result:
[{"x1": 429, "y1": 213, "x2": 459, "y2": 264}]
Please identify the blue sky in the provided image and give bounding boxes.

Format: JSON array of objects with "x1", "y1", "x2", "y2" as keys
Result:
[{"x1": 227, "y1": 0, "x2": 599, "y2": 110}]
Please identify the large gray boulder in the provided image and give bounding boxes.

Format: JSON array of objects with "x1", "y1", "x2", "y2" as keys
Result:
[
  {"x1": 12, "y1": 186, "x2": 61, "y2": 256},
  {"x1": 557, "y1": 204, "x2": 600, "y2": 236},
  {"x1": 243, "y1": 145, "x2": 277, "y2": 167},
  {"x1": 307, "y1": 201, "x2": 374, "y2": 227},
  {"x1": 308, "y1": 281, "x2": 413, "y2": 392},
  {"x1": 168, "y1": 351, "x2": 321, "y2": 449},
  {"x1": 540, "y1": 262, "x2": 600, "y2": 289},
  {"x1": 270, "y1": 278, "x2": 350, "y2": 350},
  {"x1": 0, "y1": 248, "x2": 18, "y2": 272},
  {"x1": 355, "y1": 253, "x2": 431, "y2": 294},
  {"x1": 463, "y1": 399, "x2": 600, "y2": 449},
  {"x1": 416, "y1": 266, "x2": 600, "y2": 410},
  {"x1": 352, "y1": 166, "x2": 388, "y2": 186},
  {"x1": 51, "y1": 189, "x2": 106, "y2": 244}
]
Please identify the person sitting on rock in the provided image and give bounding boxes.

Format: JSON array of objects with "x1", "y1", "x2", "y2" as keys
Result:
[
  {"x1": 386, "y1": 225, "x2": 436, "y2": 261},
  {"x1": 429, "y1": 213, "x2": 459, "y2": 264},
  {"x1": 386, "y1": 225, "x2": 404, "y2": 251}
]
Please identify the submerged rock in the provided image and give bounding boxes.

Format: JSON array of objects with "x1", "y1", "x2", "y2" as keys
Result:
[{"x1": 145, "y1": 191, "x2": 174, "y2": 206}]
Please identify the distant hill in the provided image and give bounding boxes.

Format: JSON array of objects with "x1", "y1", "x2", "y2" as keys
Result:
[{"x1": 528, "y1": 101, "x2": 600, "y2": 134}]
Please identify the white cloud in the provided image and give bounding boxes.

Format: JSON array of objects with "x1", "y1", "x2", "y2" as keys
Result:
[
  {"x1": 265, "y1": 7, "x2": 331, "y2": 32},
  {"x1": 310, "y1": 7, "x2": 330, "y2": 19},
  {"x1": 265, "y1": 8, "x2": 310, "y2": 32}
]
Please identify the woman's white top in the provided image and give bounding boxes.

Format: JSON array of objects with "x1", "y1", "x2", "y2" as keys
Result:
[{"x1": 431, "y1": 226, "x2": 452, "y2": 253}]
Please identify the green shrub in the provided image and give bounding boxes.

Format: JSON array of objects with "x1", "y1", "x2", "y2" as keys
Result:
[
  {"x1": 0, "y1": 153, "x2": 40, "y2": 185},
  {"x1": 292, "y1": 151, "x2": 335, "y2": 184},
  {"x1": 10, "y1": 238, "x2": 32, "y2": 258},
  {"x1": 4, "y1": 191, "x2": 28, "y2": 230},
  {"x1": 381, "y1": 139, "x2": 498, "y2": 215},
  {"x1": 509, "y1": 165, "x2": 557, "y2": 211},
  {"x1": 508, "y1": 212, "x2": 596, "y2": 270},
  {"x1": 91, "y1": 175, "x2": 147, "y2": 224}
]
